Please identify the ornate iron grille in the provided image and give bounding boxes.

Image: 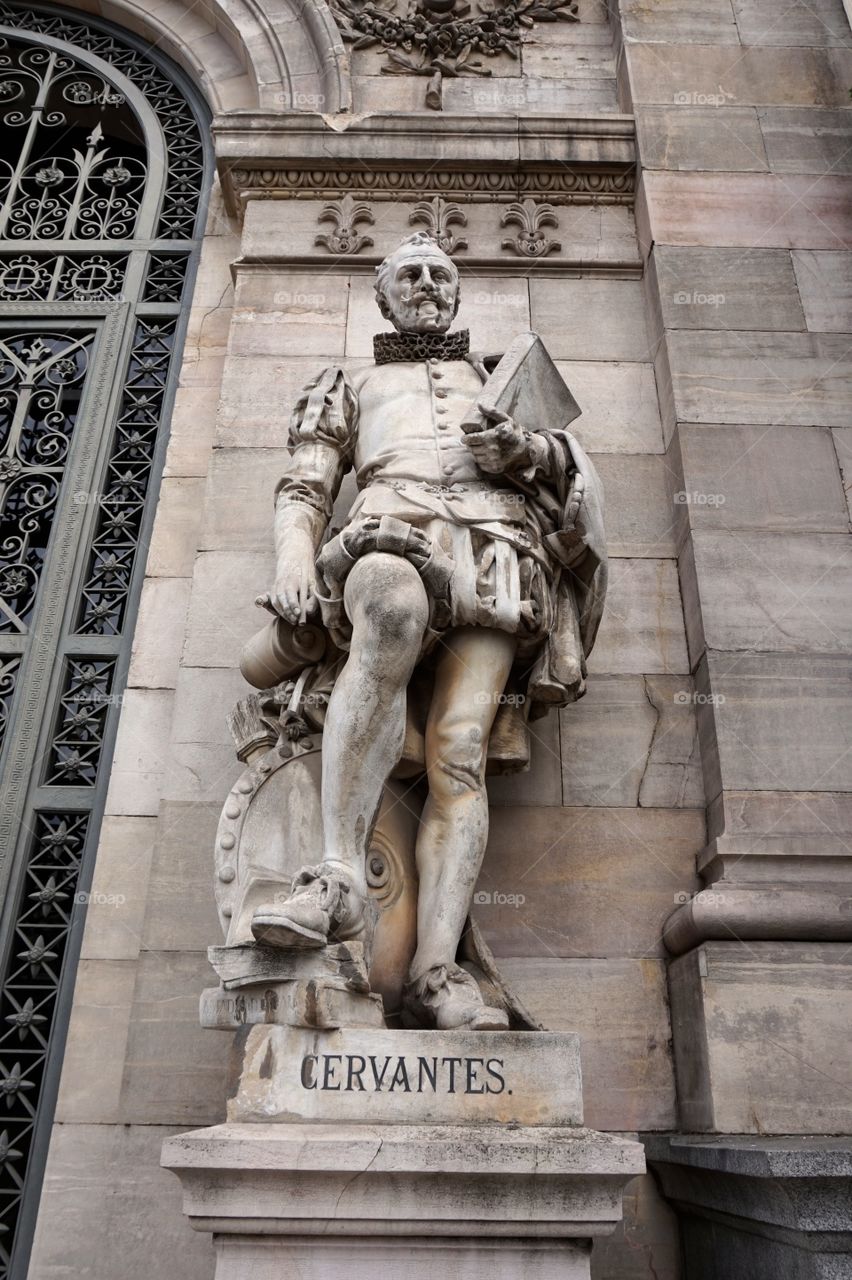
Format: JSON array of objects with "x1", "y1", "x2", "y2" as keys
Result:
[{"x1": 0, "y1": 7, "x2": 210, "y2": 1276}]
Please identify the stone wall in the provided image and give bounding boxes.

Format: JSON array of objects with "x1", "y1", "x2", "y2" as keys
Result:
[{"x1": 26, "y1": 0, "x2": 852, "y2": 1277}]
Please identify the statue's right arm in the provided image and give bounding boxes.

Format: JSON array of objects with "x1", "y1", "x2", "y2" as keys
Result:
[{"x1": 269, "y1": 367, "x2": 357, "y2": 624}]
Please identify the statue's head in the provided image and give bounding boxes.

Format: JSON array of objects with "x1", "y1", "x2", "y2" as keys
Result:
[{"x1": 374, "y1": 232, "x2": 460, "y2": 334}]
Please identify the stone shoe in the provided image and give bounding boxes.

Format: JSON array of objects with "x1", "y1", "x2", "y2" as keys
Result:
[
  {"x1": 402, "y1": 963, "x2": 509, "y2": 1031},
  {"x1": 251, "y1": 863, "x2": 367, "y2": 950}
]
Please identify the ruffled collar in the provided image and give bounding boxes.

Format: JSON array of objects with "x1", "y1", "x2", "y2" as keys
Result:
[{"x1": 373, "y1": 328, "x2": 470, "y2": 364}]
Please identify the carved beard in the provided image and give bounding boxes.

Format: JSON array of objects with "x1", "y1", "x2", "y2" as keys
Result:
[{"x1": 391, "y1": 291, "x2": 455, "y2": 334}]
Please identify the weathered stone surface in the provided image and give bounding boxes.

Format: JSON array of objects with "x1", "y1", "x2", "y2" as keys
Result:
[
  {"x1": 182, "y1": 550, "x2": 276, "y2": 669},
  {"x1": 478, "y1": 804, "x2": 703, "y2": 958},
  {"x1": 627, "y1": 42, "x2": 852, "y2": 106},
  {"x1": 559, "y1": 675, "x2": 703, "y2": 808},
  {"x1": 216, "y1": 355, "x2": 368, "y2": 449},
  {"x1": 669, "y1": 942, "x2": 852, "y2": 1133},
  {"x1": 499, "y1": 957, "x2": 677, "y2": 1130},
  {"x1": 55, "y1": 960, "x2": 136, "y2": 1124},
  {"x1": 833, "y1": 426, "x2": 852, "y2": 520},
  {"x1": 487, "y1": 708, "x2": 563, "y2": 806},
  {"x1": 591, "y1": 1172, "x2": 682, "y2": 1280},
  {"x1": 163, "y1": 1121, "x2": 645, "y2": 1280},
  {"x1": 27, "y1": 1124, "x2": 215, "y2": 1280},
  {"x1": 103, "y1": 689, "x2": 175, "y2": 817},
  {"x1": 442, "y1": 75, "x2": 619, "y2": 114},
  {"x1": 144, "y1": 476, "x2": 206, "y2": 577},
  {"x1": 667, "y1": 330, "x2": 852, "y2": 426},
  {"x1": 557, "y1": 361, "x2": 665, "y2": 454},
  {"x1": 128, "y1": 577, "x2": 192, "y2": 689},
  {"x1": 230, "y1": 1026, "x2": 583, "y2": 1126},
  {"x1": 590, "y1": 454, "x2": 678, "y2": 556},
  {"x1": 531, "y1": 279, "x2": 651, "y2": 361},
  {"x1": 732, "y1": 0, "x2": 852, "y2": 47},
  {"x1": 690, "y1": 530, "x2": 852, "y2": 653},
  {"x1": 759, "y1": 107, "x2": 852, "y2": 175},
  {"x1": 647, "y1": 1134, "x2": 852, "y2": 1280},
  {"x1": 714, "y1": 788, "x2": 852, "y2": 840},
  {"x1": 638, "y1": 171, "x2": 852, "y2": 252},
  {"x1": 521, "y1": 29, "x2": 616, "y2": 82},
  {"x1": 621, "y1": 0, "x2": 740, "y2": 44},
  {"x1": 636, "y1": 105, "x2": 768, "y2": 172},
  {"x1": 120, "y1": 950, "x2": 230, "y2": 1124},
  {"x1": 171, "y1": 665, "x2": 253, "y2": 746},
  {"x1": 163, "y1": 384, "x2": 219, "y2": 478},
  {"x1": 588, "y1": 559, "x2": 689, "y2": 675},
  {"x1": 792, "y1": 250, "x2": 852, "y2": 332},
  {"x1": 231, "y1": 272, "x2": 349, "y2": 357},
  {"x1": 80, "y1": 815, "x2": 156, "y2": 961},
  {"x1": 702, "y1": 652, "x2": 852, "y2": 794},
  {"x1": 650, "y1": 245, "x2": 804, "y2": 331},
  {"x1": 141, "y1": 802, "x2": 223, "y2": 952},
  {"x1": 200, "y1": 448, "x2": 290, "y2": 551},
  {"x1": 675, "y1": 424, "x2": 850, "y2": 533}
]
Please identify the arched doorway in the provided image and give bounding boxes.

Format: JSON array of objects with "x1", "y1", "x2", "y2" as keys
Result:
[{"x1": 0, "y1": 6, "x2": 211, "y2": 1274}]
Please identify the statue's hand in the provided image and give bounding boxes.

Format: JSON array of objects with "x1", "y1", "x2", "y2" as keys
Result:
[
  {"x1": 464, "y1": 409, "x2": 529, "y2": 475},
  {"x1": 270, "y1": 531, "x2": 318, "y2": 624}
]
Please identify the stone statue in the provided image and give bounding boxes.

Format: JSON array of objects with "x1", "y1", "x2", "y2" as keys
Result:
[{"x1": 239, "y1": 232, "x2": 606, "y2": 1032}]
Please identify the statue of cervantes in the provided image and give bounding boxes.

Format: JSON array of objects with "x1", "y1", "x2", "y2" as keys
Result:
[{"x1": 248, "y1": 232, "x2": 606, "y2": 1032}]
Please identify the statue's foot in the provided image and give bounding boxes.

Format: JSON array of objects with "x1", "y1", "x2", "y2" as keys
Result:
[
  {"x1": 251, "y1": 863, "x2": 367, "y2": 950},
  {"x1": 402, "y1": 963, "x2": 509, "y2": 1031}
]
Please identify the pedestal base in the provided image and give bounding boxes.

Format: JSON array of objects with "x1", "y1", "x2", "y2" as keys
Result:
[{"x1": 163, "y1": 1122, "x2": 645, "y2": 1280}]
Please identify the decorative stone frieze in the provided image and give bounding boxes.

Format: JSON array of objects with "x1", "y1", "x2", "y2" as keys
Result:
[{"x1": 330, "y1": 0, "x2": 579, "y2": 110}]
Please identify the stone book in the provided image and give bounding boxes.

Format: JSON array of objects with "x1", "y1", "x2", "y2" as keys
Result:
[{"x1": 461, "y1": 330, "x2": 582, "y2": 435}]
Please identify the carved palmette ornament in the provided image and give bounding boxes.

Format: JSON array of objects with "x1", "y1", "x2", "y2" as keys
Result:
[
  {"x1": 314, "y1": 194, "x2": 375, "y2": 254},
  {"x1": 408, "y1": 196, "x2": 468, "y2": 254},
  {"x1": 500, "y1": 198, "x2": 562, "y2": 258}
]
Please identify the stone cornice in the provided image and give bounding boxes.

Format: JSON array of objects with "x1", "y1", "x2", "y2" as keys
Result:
[{"x1": 214, "y1": 111, "x2": 637, "y2": 216}]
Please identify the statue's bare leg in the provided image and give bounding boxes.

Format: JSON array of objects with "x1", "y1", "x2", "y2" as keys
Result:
[
  {"x1": 406, "y1": 626, "x2": 516, "y2": 1011},
  {"x1": 252, "y1": 552, "x2": 427, "y2": 949},
  {"x1": 321, "y1": 552, "x2": 428, "y2": 889}
]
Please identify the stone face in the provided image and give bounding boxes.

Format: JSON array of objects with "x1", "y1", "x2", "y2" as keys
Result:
[
  {"x1": 531, "y1": 279, "x2": 652, "y2": 361},
  {"x1": 792, "y1": 250, "x2": 852, "y2": 332},
  {"x1": 557, "y1": 361, "x2": 665, "y2": 454},
  {"x1": 649, "y1": 245, "x2": 805, "y2": 331},
  {"x1": 639, "y1": 171, "x2": 852, "y2": 252},
  {"x1": 701, "y1": 652, "x2": 852, "y2": 794},
  {"x1": 499, "y1": 957, "x2": 677, "y2": 1130},
  {"x1": 559, "y1": 675, "x2": 704, "y2": 808},
  {"x1": 636, "y1": 106, "x2": 768, "y2": 172},
  {"x1": 667, "y1": 330, "x2": 852, "y2": 426},
  {"x1": 588, "y1": 559, "x2": 690, "y2": 675},
  {"x1": 478, "y1": 804, "x2": 704, "y2": 958},
  {"x1": 675, "y1": 424, "x2": 850, "y2": 533},
  {"x1": 27, "y1": 1124, "x2": 215, "y2": 1280},
  {"x1": 690, "y1": 530, "x2": 852, "y2": 654},
  {"x1": 229, "y1": 1026, "x2": 584, "y2": 1126},
  {"x1": 668, "y1": 942, "x2": 852, "y2": 1133}
]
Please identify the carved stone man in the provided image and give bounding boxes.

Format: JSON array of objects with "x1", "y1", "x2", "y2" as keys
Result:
[{"x1": 252, "y1": 232, "x2": 606, "y2": 1030}]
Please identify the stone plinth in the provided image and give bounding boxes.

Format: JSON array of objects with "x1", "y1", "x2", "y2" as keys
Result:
[
  {"x1": 228, "y1": 1026, "x2": 584, "y2": 1127},
  {"x1": 645, "y1": 1135, "x2": 852, "y2": 1280},
  {"x1": 162, "y1": 1122, "x2": 646, "y2": 1280}
]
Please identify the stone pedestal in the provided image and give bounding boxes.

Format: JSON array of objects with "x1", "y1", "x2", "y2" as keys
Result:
[
  {"x1": 645, "y1": 1135, "x2": 852, "y2": 1280},
  {"x1": 163, "y1": 1027, "x2": 644, "y2": 1278},
  {"x1": 163, "y1": 1122, "x2": 645, "y2": 1280}
]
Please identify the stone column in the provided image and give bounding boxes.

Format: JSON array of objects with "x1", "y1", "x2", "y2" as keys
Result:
[{"x1": 615, "y1": 0, "x2": 852, "y2": 1270}]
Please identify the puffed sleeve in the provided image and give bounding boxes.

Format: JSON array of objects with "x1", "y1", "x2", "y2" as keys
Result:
[{"x1": 274, "y1": 366, "x2": 358, "y2": 536}]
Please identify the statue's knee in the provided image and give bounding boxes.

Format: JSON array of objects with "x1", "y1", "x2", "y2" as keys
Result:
[
  {"x1": 346, "y1": 553, "x2": 427, "y2": 649},
  {"x1": 428, "y1": 721, "x2": 487, "y2": 799}
]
